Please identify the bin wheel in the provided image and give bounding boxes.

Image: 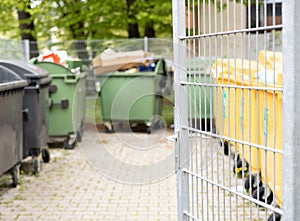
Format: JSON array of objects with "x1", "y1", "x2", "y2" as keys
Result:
[
  {"x1": 63, "y1": 138, "x2": 77, "y2": 149},
  {"x1": 70, "y1": 140, "x2": 77, "y2": 149},
  {"x1": 252, "y1": 186, "x2": 273, "y2": 205},
  {"x1": 267, "y1": 212, "x2": 281, "y2": 221},
  {"x1": 233, "y1": 155, "x2": 249, "y2": 175},
  {"x1": 104, "y1": 122, "x2": 114, "y2": 133},
  {"x1": 244, "y1": 174, "x2": 262, "y2": 193},
  {"x1": 76, "y1": 130, "x2": 82, "y2": 142},
  {"x1": 11, "y1": 165, "x2": 19, "y2": 188},
  {"x1": 105, "y1": 126, "x2": 114, "y2": 133},
  {"x1": 220, "y1": 140, "x2": 229, "y2": 155},
  {"x1": 151, "y1": 117, "x2": 165, "y2": 130},
  {"x1": 80, "y1": 122, "x2": 84, "y2": 136},
  {"x1": 33, "y1": 157, "x2": 40, "y2": 173},
  {"x1": 42, "y1": 148, "x2": 50, "y2": 163},
  {"x1": 146, "y1": 126, "x2": 151, "y2": 134}
]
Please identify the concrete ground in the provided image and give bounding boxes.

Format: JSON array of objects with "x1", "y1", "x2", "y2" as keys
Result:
[{"x1": 0, "y1": 124, "x2": 177, "y2": 221}]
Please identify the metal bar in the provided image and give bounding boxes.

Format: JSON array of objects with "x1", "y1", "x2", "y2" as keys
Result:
[
  {"x1": 179, "y1": 25, "x2": 283, "y2": 40},
  {"x1": 282, "y1": 0, "x2": 300, "y2": 220},
  {"x1": 143, "y1": 36, "x2": 148, "y2": 53},
  {"x1": 247, "y1": 2, "x2": 254, "y2": 220},
  {"x1": 183, "y1": 211, "x2": 201, "y2": 221},
  {"x1": 180, "y1": 81, "x2": 283, "y2": 92},
  {"x1": 182, "y1": 125, "x2": 283, "y2": 154},
  {"x1": 23, "y1": 39, "x2": 30, "y2": 62},
  {"x1": 212, "y1": 0, "x2": 220, "y2": 219},
  {"x1": 172, "y1": 0, "x2": 189, "y2": 220},
  {"x1": 254, "y1": 2, "x2": 260, "y2": 219},
  {"x1": 182, "y1": 168, "x2": 283, "y2": 215}
]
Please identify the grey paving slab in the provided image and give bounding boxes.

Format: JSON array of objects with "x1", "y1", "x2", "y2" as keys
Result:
[{"x1": 0, "y1": 125, "x2": 177, "y2": 221}]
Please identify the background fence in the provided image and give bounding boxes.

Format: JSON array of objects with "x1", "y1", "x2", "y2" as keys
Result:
[
  {"x1": 28, "y1": 38, "x2": 174, "y2": 66},
  {"x1": 0, "y1": 37, "x2": 173, "y2": 96},
  {"x1": 0, "y1": 38, "x2": 28, "y2": 61},
  {"x1": 173, "y1": 0, "x2": 285, "y2": 220}
]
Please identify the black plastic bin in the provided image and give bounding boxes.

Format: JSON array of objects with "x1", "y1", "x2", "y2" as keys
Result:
[
  {"x1": 0, "y1": 60, "x2": 52, "y2": 172},
  {"x1": 0, "y1": 65, "x2": 27, "y2": 187}
]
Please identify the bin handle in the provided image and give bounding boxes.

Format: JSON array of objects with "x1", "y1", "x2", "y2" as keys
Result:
[
  {"x1": 26, "y1": 85, "x2": 40, "y2": 91},
  {"x1": 23, "y1": 108, "x2": 29, "y2": 121},
  {"x1": 64, "y1": 75, "x2": 79, "y2": 83},
  {"x1": 156, "y1": 59, "x2": 172, "y2": 96},
  {"x1": 50, "y1": 99, "x2": 69, "y2": 109}
]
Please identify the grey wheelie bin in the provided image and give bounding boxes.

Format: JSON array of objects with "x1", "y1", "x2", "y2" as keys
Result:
[
  {"x1": 0, "y1": 65, "x2": 27, "y2": 187},
  {"x1": 0, "y1": 60, "x2": 52, "y2": 172},
  {"x1": 33, "y1": 61, "x2": 86, "y2": 149}
]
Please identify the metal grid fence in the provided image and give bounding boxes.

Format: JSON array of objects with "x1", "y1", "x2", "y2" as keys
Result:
[
  {"x1": 173, "y1": 0, "x2": 286, "y2": 220},
  {"x1": 0, "y1": 38, "x2": 27, "y2": 61}
]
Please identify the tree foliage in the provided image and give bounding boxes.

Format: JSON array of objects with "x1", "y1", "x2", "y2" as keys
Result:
[{"x1": 0, "y1": 0, "x2": 172, "y2": 42}]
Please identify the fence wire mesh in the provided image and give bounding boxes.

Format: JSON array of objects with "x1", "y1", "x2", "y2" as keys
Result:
[
  {"x1": 29, "y1": 38, "x2": 173, "y2": 68},
  {"x1": 0, "y1": 38, "x2": 27, "y2": 61},
  {"x1": 173, "y1": 0, "x2": 283, "y2": 220}
]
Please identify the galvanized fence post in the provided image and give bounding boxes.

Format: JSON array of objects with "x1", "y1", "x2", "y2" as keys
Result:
[
  {"x1": 172, "y1": 0, "x2": 189, "y2": 220},
  {"x1": 282, "y1": 1, "x2": 300, "y2": 220},
  {"x1": 144, "y1": 36, "x2": 148, "y2": 53},
  {"x1": 23, "y1": 39, "x2": 30, "y2": 62}
]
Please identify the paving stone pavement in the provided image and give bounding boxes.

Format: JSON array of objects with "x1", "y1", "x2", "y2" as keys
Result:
[{"x1": 0, "y1": 125, "x2": 178, "y2": 221}]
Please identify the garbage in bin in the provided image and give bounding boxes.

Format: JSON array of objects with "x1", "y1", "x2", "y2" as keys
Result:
[
  {"x1": 0, "y1": 65, "x2": 27, "y2": 187},
  {"x1": 94, "y1": 58, "x2": 171, "y2": 133},
  {"x1": 33, "y1": 61, "x2": 86, "y2": 149},
  {"x1": 0, "y1": 60, "x2": 52, "y2": 172},
  {"x1": 92, "y1": 49, "x2": 151, "y2": 75}
]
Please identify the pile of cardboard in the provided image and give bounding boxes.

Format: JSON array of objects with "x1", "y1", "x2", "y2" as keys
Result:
[{"x1": 92, "y1": 49, "x2": 151, "y2": 75}]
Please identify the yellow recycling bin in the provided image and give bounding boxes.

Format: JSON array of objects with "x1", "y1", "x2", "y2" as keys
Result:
[
  {"x1": 257, "y1": 50, "x2": 283, "y2": 207},
  {"x1": 212, "y1": 59, "x2": 263, "y2": 174},
  {"x1": 213, "y1": 73, "x2": 242, "y2": 147},
  {"x1": 235, "y1": 79, "x2": 262, "y2": 174},
  {"x1": 257, "y1": 80, "x2": 282, "y2": 207},
  {"x1": 213, "y1": 51, "x2": 283, "y2": 206}
]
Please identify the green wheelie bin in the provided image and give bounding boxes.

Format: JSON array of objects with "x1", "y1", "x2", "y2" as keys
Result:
[
  {"x1": 187, "y1": 57, "x2": 215, "y2": 132},
  {"x1": 96, "y1": 58, "x2": 171, "y2": 133},
  {"x1": 33, "y1": 61, "x2": 86, "y2": 148}
]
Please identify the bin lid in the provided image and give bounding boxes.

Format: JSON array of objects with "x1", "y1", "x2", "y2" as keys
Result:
[
  {"x1": 0, "y1": 65, "x2": 27, "y2": 91},
  {"x1": 34, "y1": 61, "x2": 86, "y2": 84},
  {"x1": 34, "y1": 61, "x2": 74, "y2": 76},
  {"x1": 97, "y1": 71, "x2": 157, "y2": 78},
  {"x1": 0, "y1": 60, "x2": 49, "y2": 80}
]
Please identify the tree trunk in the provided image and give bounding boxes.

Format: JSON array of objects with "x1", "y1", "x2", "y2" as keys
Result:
[
  {"x1": 126, "y1": 0, "x2": 140, "y2": 38},
  {"x1": 144, "y1": 0, "x2": 155, "y2": 37},
  {"x1": 69, "y1": 19, "x2": 90, "y2": 66},
  {"x1": 17, "y1": 9, "x2": 39, "y2": 59},
  {"x1": 144, "y1": 20, "x2": 155, "y2": 37},
  {"x1": 72, "y1": 41, "x2": 90, "y2": 66}
]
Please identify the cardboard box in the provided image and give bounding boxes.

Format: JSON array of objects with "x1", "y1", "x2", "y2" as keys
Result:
[{"x1": 92, "y1": 49, "x2": 151, "y2": 75}]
